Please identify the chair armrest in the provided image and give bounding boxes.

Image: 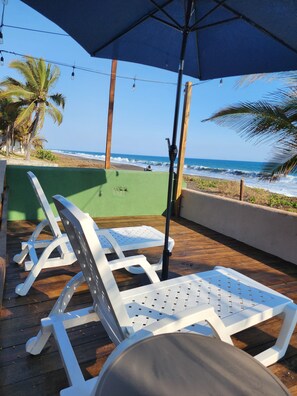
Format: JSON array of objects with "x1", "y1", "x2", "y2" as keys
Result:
[
  {"x1": 96, "y1": 229, "x2": 125, "y2": 259},
  {"x1": 109, "y1": 255, "x2": 160, "y2": 284},
  {"x1": 30, "y1": 218, "x2": 51, "y2": 242},
  {"x1": 51, "y1": 271, "x2": 86, "y2": 314}
]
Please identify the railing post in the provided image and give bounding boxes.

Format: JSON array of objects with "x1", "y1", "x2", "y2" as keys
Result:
[
  {"x1": 174, "y1": 81, "x2": 192, "y2": 216},
  {"x1": 240, "y1": 179, "x2": 244, "y2": 201}
]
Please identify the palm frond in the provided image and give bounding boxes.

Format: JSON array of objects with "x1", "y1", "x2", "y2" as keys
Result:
[
  {"x1": 49, "y1": 93, "x2": 65, "y2": 109},
  {"x1": 15, "y1": 102, "x2": 36, "y2": 127},
  {"x1": 9, "y1": 58, "x2": 39, "y2": 92},
  {"x1": 37, "y1": 58, "x2": 47, "y2": 91},
  {"x1": 0, "y1": 77, "x2": 25, "y2": 88},
  {"x1": 261, "y1": 144, "x2": 297, "y2": 179},
  {"x1": 0, "y1": 86, "x2": 34, "y2": 100},
  {"x1": 46, "y1": 102, "x2": 63, "y2": 125},
  {"x1": 235, "y1": 73, "x2": 279, "y2": 88},
  {"x1": 235, "y1": 70, "x2": 297, "y2": 88},
  {"x1": 204, "y1": 102, "x2": 296, "y2": 144},
  {"x1": 46, "y1": 65, "x2": 60, "y2": 91}
]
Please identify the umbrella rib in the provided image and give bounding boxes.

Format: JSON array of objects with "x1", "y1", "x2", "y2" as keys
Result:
[
  {"x1": 190, "y1": 0, "x2": 227, "y2": 30},
  {"x1": 150, "y1": 15, "x2": 182, "y2": 32},
  {"x1": 213, "y1": 0, "x2": 297, "y2": 56},
  {"x1": 192, "y1": 1, "x2": 202, "y2": 80},
  {"x1": 192, "y1": 16, "x2": 239, "y2": 32},
  {"x1": 149, "y1": 0, "x2": 182, "y2": 30},
  {"x1": 91, "y1": 0, "x2": 175, "y2": 55}
]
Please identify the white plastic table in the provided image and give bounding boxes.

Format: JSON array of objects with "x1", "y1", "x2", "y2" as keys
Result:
[{"x1": 95, "y1": 333, "x2": 290, "y2": 396}]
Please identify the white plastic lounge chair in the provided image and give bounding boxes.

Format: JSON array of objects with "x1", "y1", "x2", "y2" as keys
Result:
[
  {"x1": 13, "y1": 171, "x2": 174, "y2": 296},
  {"x1": 26, "y1": 195, "x2": 297, "y2": 395}
]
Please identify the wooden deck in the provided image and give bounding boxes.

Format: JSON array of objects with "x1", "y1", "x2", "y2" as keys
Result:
[{"x1": 1, "y1": 215, "x2": 297, "y2": 395}]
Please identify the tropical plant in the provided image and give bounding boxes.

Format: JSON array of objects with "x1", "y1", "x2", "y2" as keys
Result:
[
  {"x1": 0, "y1": 97, "x2": 19, "y2": 156},
  {"x1": 34, "y1": 148, "x2": 56, "y2": 162},
  {"x1": 31, "y1": 135, "x2": 47, "y2": 150},
  {"x1": 204, "y1": 75, "x2": 297, "y2": 179},
  {"x1": 0, "y1": 56, "x2": 65, "y2": 160}
]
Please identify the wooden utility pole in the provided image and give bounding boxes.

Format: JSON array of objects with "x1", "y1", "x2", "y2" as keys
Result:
[
  {"x1": 105, "y1": 59, "x2": 117, "y2": 169},
  {"x1": 174, "y1": 81, "x2": 192, "y2": 216}
]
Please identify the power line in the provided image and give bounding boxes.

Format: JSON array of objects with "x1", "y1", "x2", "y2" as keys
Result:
[
  {"x1": 3, "y1": 23, "x2": 69, "y2": 36},
  {"x1": 1, "y1": 49, "x2": 207, "y2": 88}
]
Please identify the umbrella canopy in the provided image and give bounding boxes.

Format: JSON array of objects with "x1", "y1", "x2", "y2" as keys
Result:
[
  {"x1": 21, "y1": 0, "x2": 297, "y2": 79},
  {"x1": 21, "y1": 0, "x2": 297, "y2": 279}
]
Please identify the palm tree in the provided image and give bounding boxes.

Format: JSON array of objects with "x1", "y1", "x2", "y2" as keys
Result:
[
  {"x1": 0, "y1": 56, "x2": 65, "y2": 160},
  {"x1": 204, "y1": 76, "x2": 297, "y2": 179}
]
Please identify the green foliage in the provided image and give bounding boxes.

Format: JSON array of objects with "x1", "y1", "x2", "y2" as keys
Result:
[
  {"x1": 35, "y1": 149, "x2": 57, "y2": 162},
  {"x1": 184, "y1": 175, "x2": 297, "y2": 213},
  {"x1": 268, "y1": 194, "x2": 297, "y2": 209},
  {"x1": 188, "y1": 177, "x2": 218, "y2": 189}
]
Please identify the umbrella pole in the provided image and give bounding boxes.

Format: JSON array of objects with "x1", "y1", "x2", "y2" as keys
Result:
[{"x1": 161, "y1": 1, "x2": 193, "y2": 280}]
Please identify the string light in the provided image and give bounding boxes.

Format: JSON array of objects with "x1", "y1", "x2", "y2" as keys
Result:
[
  {"x1": 0, "y1": 50, "x2": 4, "y2": 65},
  {"x1": 0, "y1": 30, "x2": 3, "y2": 44},
  {"x1": 219, "y1": 78, "x2": 223, "y2": 86},
  {"x1": 71, "y1": 66, "x2": 75, "y2": 80},
  {"x1": 132, "y1": 77, "x2": 136, "y2": 90}
]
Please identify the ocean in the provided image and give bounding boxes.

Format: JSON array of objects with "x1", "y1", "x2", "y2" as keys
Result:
[{"x1": 53, "y1": 149, "x2": 297, "y2": 197}]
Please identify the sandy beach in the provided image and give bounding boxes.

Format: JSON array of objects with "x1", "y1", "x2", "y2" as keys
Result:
[{"x1": 53, "y1": 152, "x2": 143, "y2": 171}]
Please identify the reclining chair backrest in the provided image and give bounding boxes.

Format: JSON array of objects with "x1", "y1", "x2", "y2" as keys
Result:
[
  {"x1": 27, "y1": 171, "x2": 63, "y2": 238},
  {"x1": 53, "y1": 194, "x2": 132, "y2": 344}
]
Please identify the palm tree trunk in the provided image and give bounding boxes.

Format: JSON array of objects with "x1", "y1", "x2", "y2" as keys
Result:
[
  {"x1": 25, "y1": 112, "x2": 40, "y2": 161},
  {"x1": 10, "y1": 126, "x2": 15, "y2": 153},
  {"x1": 5, "y1": 125, "x2": 11, "y2": 157}
]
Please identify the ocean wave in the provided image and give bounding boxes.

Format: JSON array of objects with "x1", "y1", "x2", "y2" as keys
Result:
[{"x1": 185, "y1": 164, "x2": 263, "y2": 178}]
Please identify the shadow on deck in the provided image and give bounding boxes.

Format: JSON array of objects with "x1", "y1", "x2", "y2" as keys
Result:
[{"x1": 1, "y1": 215, "x2": 297, "y2": 395}]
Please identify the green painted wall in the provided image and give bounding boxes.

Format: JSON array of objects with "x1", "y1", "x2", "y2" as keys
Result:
[{"x1": 6, "y1": 166, "x2": 169, "y2": 221}]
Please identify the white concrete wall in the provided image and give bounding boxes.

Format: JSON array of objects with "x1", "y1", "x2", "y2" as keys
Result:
[{"x1": 180, "y1": 188, "x2": 297, "y2": 265}]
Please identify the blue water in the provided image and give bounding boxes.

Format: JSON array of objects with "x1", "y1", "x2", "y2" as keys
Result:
[{"x1": 53, "y1": 149, "x2": 297, "y2": 197}]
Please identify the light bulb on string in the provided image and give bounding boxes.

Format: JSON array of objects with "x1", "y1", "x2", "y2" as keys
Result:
[
  {"x1": 0, "y1": 30, "x2": 3, "y2": 45},
  {"x1": 132, "y1": 77, "x2": 136, "y2": 90},
  {"x1": 0, "y1": 51, "x2": 4, "y2": 66},
  {"x1": 219, "y1": 78, "x2": 223, "y2": 86},
  {"x1": 71, "y1": 66, "x2": 75, "y2": 80}
]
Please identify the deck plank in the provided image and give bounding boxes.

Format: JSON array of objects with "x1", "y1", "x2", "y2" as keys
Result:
[{"x1": 1, "y1": 215, "x2": 296, "y2": 395}]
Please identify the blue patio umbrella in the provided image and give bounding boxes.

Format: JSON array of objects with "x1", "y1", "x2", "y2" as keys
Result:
[{"x1": 22, "y1": 0, "x2": 297, "y2": 279}]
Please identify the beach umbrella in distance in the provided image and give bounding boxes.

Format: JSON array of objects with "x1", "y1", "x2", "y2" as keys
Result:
[{"x1": 22, "y1": 0, "x2": 297, "y2": 279}]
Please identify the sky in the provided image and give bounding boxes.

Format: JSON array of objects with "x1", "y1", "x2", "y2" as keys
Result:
[{"x1": 0, "y1": 1, "x2": 286, "y2": 162}]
